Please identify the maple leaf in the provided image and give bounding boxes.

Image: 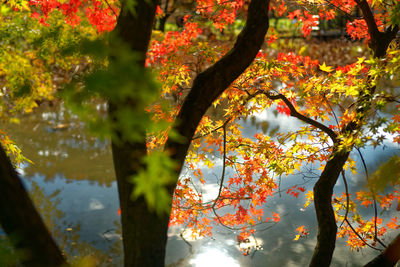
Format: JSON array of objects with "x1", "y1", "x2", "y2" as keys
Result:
[
  {"x1": 319, "y1": 62, "x2": 333, "y2": 72},
  {"x1": 272, "y1": 212, "x2": 280, "y2": 222}
]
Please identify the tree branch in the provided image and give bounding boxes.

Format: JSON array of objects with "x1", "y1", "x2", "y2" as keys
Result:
[
  {"x1": 355, "y1": 0, "x2": 399, "y2": 58},
  {"x1": 355, "y1": 0, "x2": 380, "y2": 41},
  {"x1": 345, "y1": 218, "x2": 382, "y2": 251},
  {"x1": 339, "y1": 171, "x2": 349, "y2": 228},
  {"x1": 309, "y1": 147, "x2": 350, "y2": 267},
  {"x1": 341, "y1": 170, "x2": 382, "y2": 251},
  {"x1": 262, "y1": 91, "x2": 338, "y2": 142},
  {"x1": 310, "y1": 3, "x2": 399, "y2": 266},
  {"x1": 356, "y1": 147, "x2": 387, "y2": 249}
]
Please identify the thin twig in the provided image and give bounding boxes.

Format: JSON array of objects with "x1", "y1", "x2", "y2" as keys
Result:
[
  {"x1": 212, "y1": 118, "x2": 230, "y2": 209},
  {"x1": 102, "y1": 0, "x2": 118, "y2": 17},
  {"x1": 180, "y1": 230, "x2": 193, "y2": 254},
  {"x1": 325, "y1": 97, "x2": 340, "y2": 127},
  {"x1": 192, "y1": 117, "x2": 232, "y2": 140},
  {"x1": 356, "y1": 147, "x2": 387, "y2": 249},
  {"x1": 344, "y1": 218, "x2": 382, "y2": 251},
  {"x1": 339, "y1": 170, "x2": 350, "y2": 228},
  {"x1": 340, "y1": 169, "x2": 383, "y2": 251}
]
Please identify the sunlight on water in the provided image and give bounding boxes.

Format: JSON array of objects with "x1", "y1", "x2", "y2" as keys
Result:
[
  {"x1": 190, "y1": 248, "x2": 240, "y2": 267},
  {"x1": 237, "y1": 235, "x2": 263, "y2": 255}
]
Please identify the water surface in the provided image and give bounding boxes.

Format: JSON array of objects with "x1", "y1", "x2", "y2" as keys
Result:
[{"x1": 2, "y1": 103, "x2": 398, "y2": 266}]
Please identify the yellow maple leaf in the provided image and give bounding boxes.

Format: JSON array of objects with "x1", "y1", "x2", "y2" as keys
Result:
[
  {"x1": 304, "y1": 190, "x2": 314, "y2": 208},
  {"x1": 319, "y1": 62, "x2": 333, "y2": 73}
]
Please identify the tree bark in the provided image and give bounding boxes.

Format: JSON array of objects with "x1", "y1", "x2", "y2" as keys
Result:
[{"x1": 0, "y1": 145, "x2": 67, "y2": 267}]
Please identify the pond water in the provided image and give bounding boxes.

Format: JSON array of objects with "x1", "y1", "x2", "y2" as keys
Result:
[{"x1": 2, "y1": 103, "x2": 399, "y2": 266}]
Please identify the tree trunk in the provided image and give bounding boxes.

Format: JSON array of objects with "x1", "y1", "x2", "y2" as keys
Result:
[
  {"x1": 364, "y1": 232, "x2": 400, "y2": 267},
  {"x1": 0, "y1": 145, "x2": 67, "y2": 267},
  {"x1": 111, "y1": 142, "x2": 170, "y2": 267},
  {"x1": 158, "y1": 15, "x2": 168, "y2": 32},
  {"x1": 109, "y1": 1, "x2": 166, "y2": 267},
  {"x1": 309, "y1": 149, "x2": 350, "y2": 267},
  {"x1": 157, "y1": 0, "x2": 173, "y2": 32}
]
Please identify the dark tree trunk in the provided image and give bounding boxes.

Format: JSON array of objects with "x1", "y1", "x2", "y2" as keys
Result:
[
  {"x1": 309, "y1": 149, "x2": 350, "y2": 267},
  {"x1": 157, "y1": 0, "x2": 172, "y2": 32},
  {"x1": 109, "y1": 1, "x2": 166, "y2": 267},
  {"x1": 111, "y1": 141, "x2": 170, "y2": 267},
  {"x1": 158, "y1": 15, "x2": 168, "y2": 32},
  {"x1": 115, "y1": 0, "x2": 159, "y2": 66},
  {"x1": 0, "y1": 145, "x2": 67, "y2": 267}
]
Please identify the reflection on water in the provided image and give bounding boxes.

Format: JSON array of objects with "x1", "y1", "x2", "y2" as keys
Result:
[
  {"x1": 1, "y1": 103, "x2": 399, "y2": 266},
  {"x1": 190, "y1": 248, "x2": 240, "y2": 267},
  {"x1": 6, "y1": 104, "x2": 114, "y2": 186},
  {"x1": 23, "y1": 176, "x2": 123, "y2": 266},
  {"x1": 0, "y1": 174, "x2": 123, "y2": 266},
  {"x1": 2, "y1": 103, "x2": 122, "y2": 265}
]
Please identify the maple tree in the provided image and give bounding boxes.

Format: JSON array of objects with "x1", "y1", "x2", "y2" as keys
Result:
[{"x1": 0, "y1": 0, "x2": 399, "y2": 266}]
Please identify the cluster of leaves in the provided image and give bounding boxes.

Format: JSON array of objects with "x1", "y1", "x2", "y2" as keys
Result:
[
  {"x1": 146, "y1": 0, "x2": 400, "y2": 251},
  {"x1": 0, "y1": 130, "x2": 30, "y2": 166},
  {"x1": 194, "y1": 0, "x2": 247, "y2": 30},
  {"x1": 0, "y1": 1, "x2": 100, "y2": 163},
  {"x1": 334, "y1": 189, "x2": 400, "y2": 251},
  {"x1": 23, "y1": 0, "x2": 117, "y2": 32},
  {"x1": 0, "y1": 9, "x2": 90, "y2": 116}
]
